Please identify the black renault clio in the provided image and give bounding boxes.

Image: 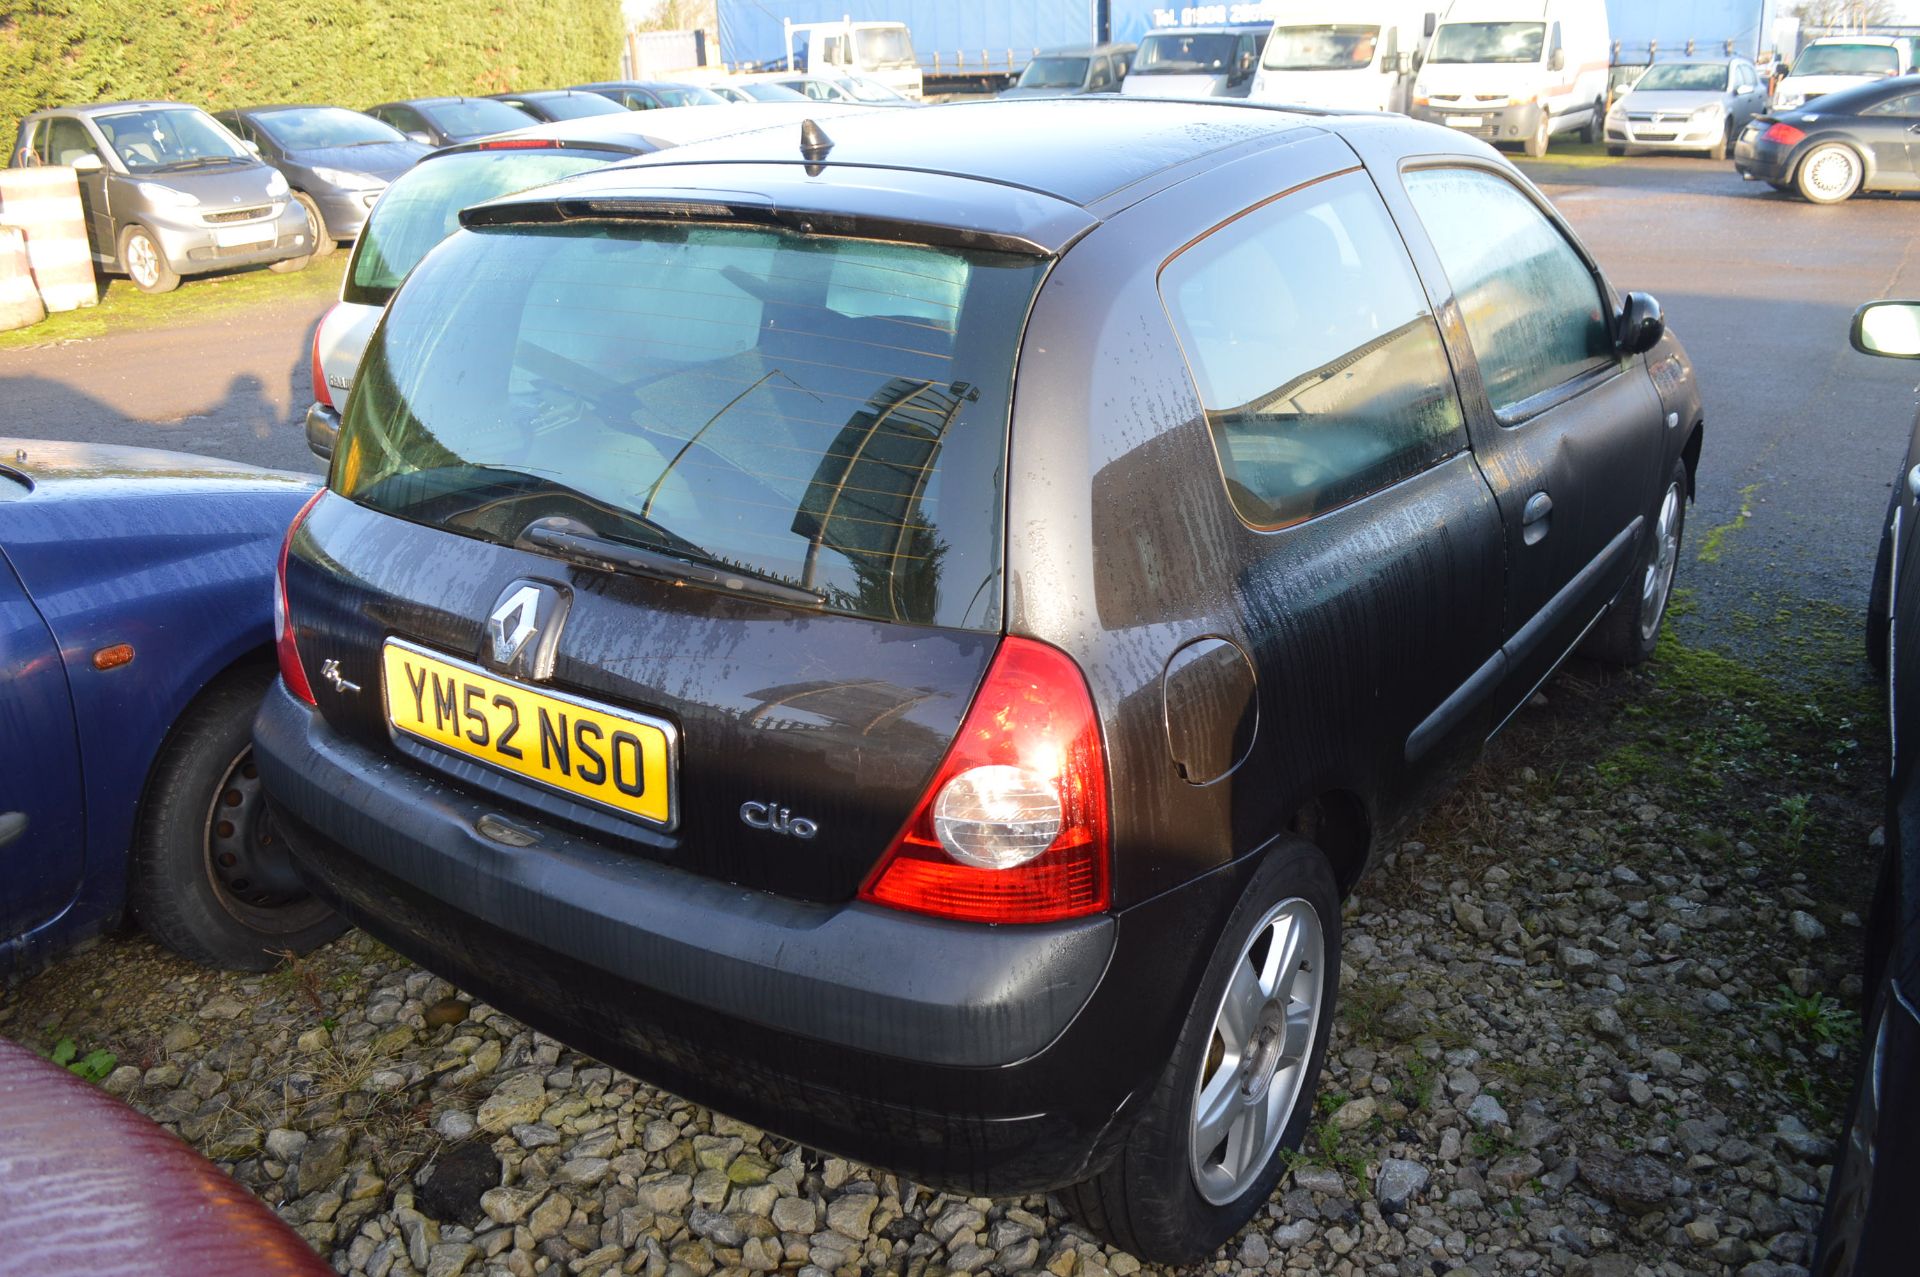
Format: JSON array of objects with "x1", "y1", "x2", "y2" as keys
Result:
[{"x1": 258, "y1": 98, "x2": 1703, "y2": 1261}]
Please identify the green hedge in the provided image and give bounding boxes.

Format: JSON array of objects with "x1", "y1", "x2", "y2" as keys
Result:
[{"x1": 0, "y1": 0, "x2": 626, "y2": 138}]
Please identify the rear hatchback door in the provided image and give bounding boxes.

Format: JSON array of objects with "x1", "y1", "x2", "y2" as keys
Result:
[{"x1": 289, "y1": 206, "x2": 1049, "y2": 902}]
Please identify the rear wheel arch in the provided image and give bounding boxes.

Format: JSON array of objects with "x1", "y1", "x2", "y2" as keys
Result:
[
  {"x1": 131, "y1": 646, "x2": 278, "y2": 836},
  {"x1": 1285, "y1": 789, "x2": 1371, "y2": 896}
]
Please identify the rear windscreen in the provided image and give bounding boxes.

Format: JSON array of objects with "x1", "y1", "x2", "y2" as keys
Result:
[
  {"x1": 343, "y1": 149, "x2": 630, "y2": 305},
  {"x1": 335, "y1": 221, "x2": 1046, "y2": 631}
]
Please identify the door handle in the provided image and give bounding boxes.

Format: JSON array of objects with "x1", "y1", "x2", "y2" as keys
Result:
[
  {"x1": 0, "y1": 811, "x2": 26, "y2": 848},
  {"x1": 1522, "y1": 491, "x2": 1553, "y2": 545}
]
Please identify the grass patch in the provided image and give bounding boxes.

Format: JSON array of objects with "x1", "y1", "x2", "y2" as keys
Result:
[
  {"x1": 0, "y1": 254, "x2": 344, "y2": 353},
  {"x1": 1512, "y1": 139, "x2": 1628, "y2": 169},
  {"x1": 1696, "y1": 482, "x2": 1762, "y2": 564}
]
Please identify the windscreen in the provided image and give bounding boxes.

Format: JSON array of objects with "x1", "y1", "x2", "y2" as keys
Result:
[
  {"x1": 524, "y1": 93, "x2": 628, "y2": 120},
  {"x1": 1018, "y1": 57, "x2": 1090, "y2": 89},
  {"x1": 335, "y1": 222, "x2": 1047, "y2": 630},
  {"x1": 1262, "y1": 26, "x2": 1382, "y2": 71},
  {"x1": 1428, "y1": 22, "x2": 1546, "y2": 64},
  {"x1": 419, "y1": 99, "x2": 537, "y2": 140},
  {"x1": 839, "y1": 77, "x2": 906, "y2": 101},
  {"x1": 1134, "y1": 32, "x2": 1239, "y2": 74},
  {"x1": 1632, "y1": 63, "x2": 1730, "y2": 92},
  {"x1": 651, "y1": 84, "x2": 726, "y2": 107},
  {"x1": 857, "y1": 27, "x2": 916, "y2": 66},
  {"x1": 256, "y1": 107, "x2": 403, "y2": 149},
  {"x1": 343, "y1": 149, "x2": 630, "y2": 305},
  {"x1": 1794, "y1": 43, "x2": 1900, "y2": 77},
  {"x1": 95, "y1": 107, "x2": 249, "y2": 172},
  {"x1": 741, "y1": 82, "x2": 808, "y2": 101}
]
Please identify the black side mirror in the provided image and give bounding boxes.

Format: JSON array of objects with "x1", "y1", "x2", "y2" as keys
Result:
[
  {"x1": 1617, "y1": 292, "x2": 1664, "y2": 355},
  {"x1": 1549, "y1": 48, "x2": 1566, "y2": 72},
  {"x1": 1425, "y1": 12, "x2": 1437, "y2": 37},
  {"x1": 306, "y1": 403, "x2": 341, "y2": 462}
]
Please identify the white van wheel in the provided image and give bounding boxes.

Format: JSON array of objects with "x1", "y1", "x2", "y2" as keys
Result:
[{"x1": 1524, "y1": 115, "x2": 1550, "y2": 158}]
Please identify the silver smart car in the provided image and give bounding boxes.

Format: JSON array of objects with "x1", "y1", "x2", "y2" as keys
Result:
[{"x1": 9, "y1": 101, "x2": 311, "y2": 293}]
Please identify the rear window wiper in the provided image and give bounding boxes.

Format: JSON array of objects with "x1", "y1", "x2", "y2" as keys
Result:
[{"x1": 518, "y1": 516, "x2": 825, "y2": 609}]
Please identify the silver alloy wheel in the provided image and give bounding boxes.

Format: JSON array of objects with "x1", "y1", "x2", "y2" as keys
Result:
[
  {"x1": 1640, "y1": 482, "x2": 1682, "y2": 642},
  {"x1": 1189, "y1": 896, "x2": 1325, "y2": 1205},
  {"x1": 1802, "y1": 145, "x2": 1861, "y2": 202},
  {"x1": 126, "y1": 231, "x2": 160, "y2": 288}
]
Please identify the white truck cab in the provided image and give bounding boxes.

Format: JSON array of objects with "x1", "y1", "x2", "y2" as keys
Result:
[
  {"x1": 1410, "y1": 0, "x2": 1611, "y2": 157},
  {"x1": 1772, "y1": 35, "x2": 1919, "y2": 113},
  {"x1": 1249, "y1": 3, "x2": 1439, "y2": 114},
  {"x1": 784, "y1": 19, "x2": 924, "y2": 100}
]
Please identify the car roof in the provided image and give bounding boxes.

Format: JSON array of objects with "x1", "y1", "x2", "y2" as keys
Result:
[
  {"x1": 612, "y1": 98, "x2": 1325, "y2": 208},
  {"x1": 38, "y1": 101, "x2": 198, "y2": 118},
  {"x1": 572, "y1": 81, "x2": 702, "y2": 91},
  {"x1": 374, "y1": 97, "x2": 488, "y2": 109},
  {"x1": 466, "y1": 98, "x2": 1404, "y2": 256},
  {"x1": 1032, "y1": 43, "x2": 1136, "y2": 57},
  {"x1": 471, "y1": 101, "x2": 872, "y2": 152}
]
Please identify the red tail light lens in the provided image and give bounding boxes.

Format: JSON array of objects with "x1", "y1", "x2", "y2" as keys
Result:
[
  {"x1": 1764, "y1": 123, "x2": 1806, "y2": 146},
  {"x1": 310, "y1": 306, "x2": 334, "y2": 410},
  {"x1": 276, "y1": 490, "x2": 326, "y2": 706},
  {"x1": 860, "y1": 637, "x2": 1110, "y2": 924}
]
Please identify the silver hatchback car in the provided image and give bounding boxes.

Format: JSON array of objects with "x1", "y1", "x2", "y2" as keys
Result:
[
  {"x1": 1603, "y1": 57, "x2": 1770, "y2": 159},
  {"x1": 9, "y1": 101, "x2": 311, "y2": 294}
]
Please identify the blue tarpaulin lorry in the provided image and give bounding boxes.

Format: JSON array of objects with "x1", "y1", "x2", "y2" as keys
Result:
[{"x1": 715, "y1": 0, "x2": 1293, "y2": 93}]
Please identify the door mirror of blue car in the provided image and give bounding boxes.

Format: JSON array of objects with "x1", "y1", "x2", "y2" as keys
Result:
[{"x1": 1854, "y1": 301, "x2": 1920, "y2": 359}]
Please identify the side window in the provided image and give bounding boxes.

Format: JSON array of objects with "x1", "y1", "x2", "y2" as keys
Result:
[
  {"x1": 1090, "y1": 57, "x2": 1112, "y2": 90},
  {"x1": 1403, "y1": 167, "x2": 1613, "y2": 414},
  {"x1": 46, "y1": 117, "x2": 99, "y2": 167},
  {"x1": 1867, "y1": 93, "x2": 1920, "y2": 118},
  {"x1": 1160, "y1": 170, "x2": 1468, "y2": 529},
  {"x1": 1115, "y1": 52, "x2": 1133, "y2": 78}
]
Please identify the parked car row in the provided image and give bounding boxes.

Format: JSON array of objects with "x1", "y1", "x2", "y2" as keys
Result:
[{"x1": 2, "y1": 81, "x2": 896, "y2": 295}]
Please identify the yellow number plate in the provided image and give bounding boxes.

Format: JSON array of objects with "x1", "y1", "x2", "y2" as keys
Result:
[{"x1": 381, "y1": 640, "x2": 677, "y2": 828}]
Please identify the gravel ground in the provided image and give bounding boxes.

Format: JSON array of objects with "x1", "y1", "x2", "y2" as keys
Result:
[{"x1": 0, "y1": 631, "x2": 1885, "y2": 1277}]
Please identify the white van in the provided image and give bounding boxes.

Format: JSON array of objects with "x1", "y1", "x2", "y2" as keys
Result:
[
  {"x1": 1409, "y1": 0, "x2": 1610, "y2": 157},
  {"x1": 1248, "y1": 3, "x2": 1439, "y2": 114},
  {"x1": 1772, "y1": 35, "x2": 1919, "y2": 113},
  {"x1": 784, "y1": 18, "x2": 924, "y2": 100}
]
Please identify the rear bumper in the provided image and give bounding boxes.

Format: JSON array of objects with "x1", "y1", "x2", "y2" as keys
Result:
[
  {"x1": 255, "y1": 684, "x2": 1230, "y2": 1192},
  {"x1": 1733, "y1": 132, "x2": 1794, "y2": 182}
]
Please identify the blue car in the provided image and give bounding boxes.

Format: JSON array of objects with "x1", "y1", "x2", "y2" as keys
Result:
[{"x1": 1, "y1": 439, "x2": 340, "y2": 975}]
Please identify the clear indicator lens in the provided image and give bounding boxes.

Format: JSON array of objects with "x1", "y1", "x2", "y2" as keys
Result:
[{"x1": 932, "y1": 764, "x2": 1063, "y2": 869}]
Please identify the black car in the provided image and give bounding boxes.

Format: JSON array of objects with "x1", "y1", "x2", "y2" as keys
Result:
[
  {"x1": 257, "y1": 98, "x2": 1701, "y2": 1262},
  {"x1": 1733, "y1": 73, "x2": 1920, "y2": 203},
  {"x1": 569, "y1": 80, "x2": 727, "y2": 110},
  {"x1": 364, "y1": 97, "x2": 537, "y2": 148},
  {"x1": 486, "y1": 90, "x2": 631, "y2": 123},
  {"x1": 213, "y1": 105, "x2": 430, "y2": 256},
  {"x1": 1824, "y1": 299, "x2": 1920, "y2": 1276}
]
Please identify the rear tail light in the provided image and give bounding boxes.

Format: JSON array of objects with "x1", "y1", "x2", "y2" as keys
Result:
[
  {"x1": 276, "y1": 489, "x2": 326, "y2": 706},
  {"x1": 1764, "y1": 122, "x2": 1806, "y2": 146},
  {"x1": 310, "y1": 306, "x2": 334, "y2": 410},
  {"x1": 859, "y1": 637, "x2": 1110, "y2": 924}
]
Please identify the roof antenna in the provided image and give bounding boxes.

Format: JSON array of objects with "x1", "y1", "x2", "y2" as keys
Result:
[{"x1": 799, "y1": 118, "x2": 833, "y2": 174}]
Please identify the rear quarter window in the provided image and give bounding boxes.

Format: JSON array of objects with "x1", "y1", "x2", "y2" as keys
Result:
[{"x1": 1159, "y1": 170, "x2": 1468, "y2": 529}]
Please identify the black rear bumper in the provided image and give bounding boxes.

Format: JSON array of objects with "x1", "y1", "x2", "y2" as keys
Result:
[{"x1": 256, "y1": 684, "x2": 1236, "y2": 1193}]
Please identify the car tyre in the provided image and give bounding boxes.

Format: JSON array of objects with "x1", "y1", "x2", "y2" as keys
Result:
[
  {"x1": 1606, "y1": 144, "x2": 1626, "y2": 157},
  {"x1": 1795, "y1": 142, "x2": 1863, "y2": 204},
  {"x1": 1584, "y1": 458, "x2": 1689, "y2": 667},
  {"x1": 1708, "y1": 123, "x2": 1732, "y2": 162},
  {"x1": 1580, "y1": 100, "x2": 1602, "y2": 144},
  {"x1": 1524, "y1": 115, "x2": 1550, "y2": 158},
  {"x1": 118, "y1": 224, "x2": 179, "y2": 295},
  {"x1": 129, "y1": 666, "x2": 344, "y2": 971},
  {"x1": 1064, "y1": 840, "x2": 1341, "y2": 1265},
  {"x1": 292, "y1": 191, "x2": 336, "y2": 259}
]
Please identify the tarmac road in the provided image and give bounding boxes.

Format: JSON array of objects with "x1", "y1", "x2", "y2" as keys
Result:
[{"x1": 0, "y1": 149, "x2": 1913, "y2": 654}]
